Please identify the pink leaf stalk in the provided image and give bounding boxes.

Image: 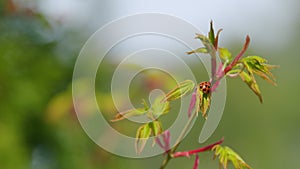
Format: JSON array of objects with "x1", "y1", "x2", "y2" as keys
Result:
[
  {"x1": 155, "y1": 130, "x2": 171, "y2": 153},
  {"x1": 163, "y1": 130, "x2": 170, "y2": 151},
  {"x1": 216, "y1": 62, "x2": 224, "y2": 79},
  {"x1": 211, "y1": 80, "x2": 220, "y2": 93},
  {"x1": 210, "y1": 62, "x2": 224, "y2": 92},
  {"x1": 211, "y1": 28, "x2": 222, "y2": 83},
  {"x1": 172, "y1": 138, "x2": 224, "y2": 158},
  {"x1": 155, "y1": 136, "x2": 164, "y2": 149},
  {"x1": 213, "y1": 29, "x2": 223, "y2": 50},
  {"x1": 224, "y1": 36, "x2": 250, "y2": 74},
  {"x1": 187, "y1": 89, "x2": 197, "y2": 117},
  {"x1": 212, "y1": 36, "x2": 250, "y2": 92},
  {"x1": 211, "y1": 56, "x2": 217, "y2": 82}
]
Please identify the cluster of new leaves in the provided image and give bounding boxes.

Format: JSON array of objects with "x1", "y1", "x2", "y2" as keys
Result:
[
  {"x1": 187, "y1": 21, "x2": 277, "y2": 103},
  {"x1": 212, "y1": 145, "x2": 252, "y2": 169},
  {"x1": 168, "y1": 137, "x2": 252, "y2": 169},
  {"x1": 111, "y1": 96, "x2": 170, "y2": 154},
  {"x1": 238, "y1": 56, "x2": 277, "y2": 103},
  {"x1": 111, "y1": 79, "x2": 212, "y2": 154},
  {"x1": 111, "y1": 22, "x2": 277, "y2": 169},
  {"x1": 163, "y1": 80, "x2": 195, "y2": 102},
  {"x1": 163, "y1": 80, "x2": 211, "y2": 118}
]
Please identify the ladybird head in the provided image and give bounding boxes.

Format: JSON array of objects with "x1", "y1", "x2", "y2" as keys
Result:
[{"x1": 199, "y1": 81, "x2": 211, "y2": 94}]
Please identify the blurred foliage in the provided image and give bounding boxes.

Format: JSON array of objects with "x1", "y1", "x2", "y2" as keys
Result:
[
  {"x1": 0, "y1": 1, "x2": 100, "y2": 169},
  {"x1": 0, "y1": 1, "x2": 300, "y2": 169}
]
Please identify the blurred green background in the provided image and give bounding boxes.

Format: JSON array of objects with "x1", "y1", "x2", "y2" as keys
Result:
[{"x1": 0, "y1": 0, "x2": 299, "y2": 169}]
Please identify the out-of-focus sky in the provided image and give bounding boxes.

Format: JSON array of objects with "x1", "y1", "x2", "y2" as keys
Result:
[{"x1": 33, "y1": 0, "x2": 299, "y2": 50}]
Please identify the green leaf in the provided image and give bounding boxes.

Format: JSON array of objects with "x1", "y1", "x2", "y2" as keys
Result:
[
  {"x1": 199, "y1": 90, "x2": 211, "y2": 119},
  {"x1": 219, "y1": 47, "x2": 232, "y2": 62},
  {"x1": 214, "y1": 28, "x2": 223, "y2": 49},
  {"x1": 142, "y1": 99, "x2": 150, "y2": 110},
  {"x1": 150, "y1": 120, "x2": 164, "y2": 147},
  {"x1": 111, "y1": 107, "x2": 148, "y2": 122},
  {"x1": 241, "y1": 56, "x2": 277, "y2": 85},
  {"x1": 226, "y1": 63, "x2": 244, "y2": 77},
  {"x1": 209, "y1": 20, "x2": 215, "y2": 44},
  {"x1": 193, "y1": 85, "x2": 211, "y2": 119},
  {"x1": 239, "y1": 71, "x2": 263, "y2": 103},
  {"x1": 135, "y1": 123, "x2": 152, "y2": 154},
  {"x1": 212, "y1": 145, "x2": 252, "y2": 169},
  {"x1": 238, "y1": 55, "x2": 278, "y2": 103},
  {"x1": 195, "y1": 33, "x2": 215, "y2": 54},
  {"x1": 195, "y1": 86, "x2": 201, "y2": 116},
  {"x1": 149, "y1": 120, "x2": 162, "y2": 136},
  {"x1": 163, "y1": 80, "x2": 195, "y2": 101},
  {"x1": 111, "y1": 99, "x2": 151, "y2": 122},
  {"x1": 186, "y1": 47, "x2": 208, "y2": 55},
  {"x1": 150, "y1": 96, "x2": 170, "y2": 119},
  {"x1": 135, "y1": 121, "x2": 163, "y2": 154}
]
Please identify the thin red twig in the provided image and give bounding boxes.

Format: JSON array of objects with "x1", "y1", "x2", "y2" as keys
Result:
[
  {"x1": 172, "y1": 137, "x2": 224, "y2": 158},
  {"x1": 224, "y1": 35, "x2": 250, "y2": 74}
]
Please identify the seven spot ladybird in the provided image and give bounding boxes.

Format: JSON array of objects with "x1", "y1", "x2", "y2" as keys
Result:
[{"x1": 199, "y1": 81, "x2": 211, "y2": 94}]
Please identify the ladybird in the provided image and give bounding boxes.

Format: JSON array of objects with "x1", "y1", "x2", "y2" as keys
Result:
[{"x1": 199, "y1": 81, "x2": 211, "y2": 94}]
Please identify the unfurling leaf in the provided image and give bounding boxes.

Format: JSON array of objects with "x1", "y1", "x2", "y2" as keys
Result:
[
  {"x1": 241, "y1": 55, "x2": 277, "y2": 85},
  {"x1": 135, "y1": 121, "x2": 163, "y2": 154},
  {"x1": 195, "y1": 34, "x2": 215, "y2": 54},
  {"x1": 111, "y1": 99, "x2": 150, "y2": 122},
  {"x1": 199, "y1": 90, "x2": 211, "y2": 118},
  {"x1": 198, "y1": 21, "x2": 224, "y2": 49},
  {"x1": 212, "y1": 145, "x2": 252, "y2": 169},
  {"x1": 219, "y1": 47, "x2": 232, "y2": 62},
  {"x1": 194, "y1": 33, "x2": 218, "y2": 79},
  {"x1": 239, "y1": 71, "x2": 263, "y2": 103},
  {"x1": 150, "y1": 120, "x2": 163, "y2": 148},
  {"x1": 150, "y1": 96, "x2": 170, "y2": 119},
  {"x1": 196, "y1": 82, "x2": 212, "y2": 118},
  {"x1": 195, "y1": 86, "x2": 201, "y2": 116},
  {"x1": 163, "y1": 80, "x2": 195, "y2": 102},
  {"x1": 190, "y1": 84, "x2": 211, "y2": 119},
  {"x1": 209, "y1": 20, "x2": 215, "y2": 44},
  {"x1": 214, "y1": 29, "x2": 223, "y2": 49},
  {"x1": 208, "y1": 21, "x2": 223, "y2": 49},
  {"x1": 150, "y1": 120, "x2": 162, "y2": 136},
  {"x1": 135, "y1": 123, "x2": 152, "y2": 154},
  {"x1": 226, "y1": 63, "x2": 244, "y2": 77},
  {"x1": 238, "y1": 55, "x2": 278, "y2": 103},
  {"x1": 187, "y1": 47, "x2": 208, "y2": 55},
  {"x1": 111, "y1": 108, "x2": 148, "y2": 122}
]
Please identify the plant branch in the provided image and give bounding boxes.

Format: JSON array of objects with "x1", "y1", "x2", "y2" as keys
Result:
[
  {"x1": 224, "y1": 35, "x2": 250, "y2": 74},
  {"x1": 172, "y1": 138, "x2": 224, "y2": 158},
  {"x1": 159, "y1": 153, "x2": 172, "y2": 169},
  {"x1": 159, "y1": 103, "x2": 199, "y2": 169}
]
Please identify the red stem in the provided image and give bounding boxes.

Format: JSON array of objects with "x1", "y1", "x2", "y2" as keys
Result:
[
  {"x1": 224, "y1": 35, "x2": 250, "y2": 74},
  {"x1": 211, "y1": 29, "x2": 222, "y2": 84},
  {"x1": 172, "y1": 138, "x2": 224, "y2": 158},
  {"x1": 214, "y1": 29, "x2": 223, "y2": 50}
]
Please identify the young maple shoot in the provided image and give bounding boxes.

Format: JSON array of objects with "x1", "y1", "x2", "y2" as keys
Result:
[{"x1": 111, "y1": 21, "x2": 277, "y2": 169}]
